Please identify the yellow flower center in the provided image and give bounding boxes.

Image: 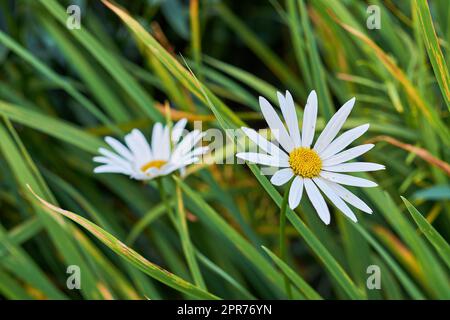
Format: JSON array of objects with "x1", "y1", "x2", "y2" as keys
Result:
[
  {"x1": 289, "y1": 147, "x2": 322, "y2": 178},
  {"x1": 141, "y1": 160, "x2": 167, "y2": 172}
]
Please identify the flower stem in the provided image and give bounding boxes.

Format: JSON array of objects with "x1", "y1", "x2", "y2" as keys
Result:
[
  {"x1": 280, "y1": 180, "x2": 293, "y2": 299},
  {"x1": 157, "y1": 178, "x2": 176, "y2": 222},
  {"x1": 174, "y1": 178, "x2": 206, "y2": 289},
  {"x1": 157, "y1": 177, "x2": 206, "y2": 289}
]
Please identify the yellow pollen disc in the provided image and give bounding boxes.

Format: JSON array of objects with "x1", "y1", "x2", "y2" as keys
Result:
[
  {"x1": 141, "y1": 160, "x2": 167, "y2": 172},
  {"x1": 289, "y1": 147, "x2": 322, "y2": 178}
]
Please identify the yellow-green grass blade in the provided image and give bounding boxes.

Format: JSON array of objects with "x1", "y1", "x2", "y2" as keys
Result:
[
  {"x1": 414, "y1": 0, "x2": 450, "y2": 111},
  {"x1": 204, "y1": 56, "x2": 282, "y2": 106},
  {"x1": 126, "y1": 201, "x2": 172, "y2": 245},
  {"x1": 0, "y1": 30, "x2": 119, "y2": 133},
  {"x1": 247, "y1": 164, "x2": 364, "y2": 299},
  {"x1": 0, "y1": 217, "x2": 42, "y2": 257},
  {"x1": 363, "y1": 185, "x2": 450, "y2": 299},
  {"x1": 0, "y1": 267, "x2": 34, "y2": 299},
  {"x1": 337, "y1": 215, "x2": 371, "y2": 297},
  {"x1": 0, "y1": 100, "x2": 104, "y2": 153},
  {"x1": 338, "y1": 20, "x2": 450, "y2": 146},
  {"x1": 0, "y1": 224, "x2": 67, "y2": 299},
  {"x1": 37, "y1": 0, "x2": 163, "y2": 122},
  {"x1": 216, "y1": 4, "x2": 304, "y2": 97},
  {"x1": 351, "y1": 223, "x2": 425, "y2": 300},
  {"x1": 175, "y1": 177, "x2": 287, "y2": 297},
  {"x1": 39, "y1": 17, "x2": 131, "y2": 123},
  {"x1": 0, "y1": 123, "x2": 103, "y2": 299},
  {"x1": 297, "y1": 0, "x2": 334, "y2": 120},
  {"x1": 286, "y1": 0, "x2": 312, "y2": 86},
  {"x1": 402, "y1": 197, "x2": 450, "y2": 269},
  {"x1": 174, "y1": 179, "x2": 207, "y2": 289},
  {"x1": 45, "y1": 170, "x2": 163, "y2": 299},
  {"x1": 196, "y1": 251, "x2": 256, "y2": 300},
  {"x1": 262, "y1": 246, "x2": 323, "y2": 300},
  {"x1": 189, "y1": 0, "x2": 202, "y2": 73},
  {"x1": 28, "y1": 186, "x2": 219, "y2": 300}
]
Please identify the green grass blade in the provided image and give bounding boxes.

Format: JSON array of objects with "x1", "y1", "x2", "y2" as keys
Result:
[
  {"x1": 28, "y1": 186, "x2": 219, "y2": 300},
  {"x1": 402, "y1": 197, "x2": 450, "y2": 269},
  {"x1": 0, "y1": 100, "x2": 103, "y2": 153},
  {"x1": 414, "y1": 0, "x2": 450, "y2": 111},
  {"x1": 262, "y1": 246, "x2": 323, "y2": 300}
]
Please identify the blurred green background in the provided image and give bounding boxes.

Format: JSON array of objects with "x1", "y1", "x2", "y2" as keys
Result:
[{"x1": 0, "y1": 0, "x2": 448, "y2": 300}]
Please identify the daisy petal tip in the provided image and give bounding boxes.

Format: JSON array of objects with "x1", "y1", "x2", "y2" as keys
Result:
[
  {"x1": 288, "y1": 202, "x2": 297, "y2": 210},
  {"x1": 270, "y1": 177, "x2": 283, "y2": 187},
  {"x1": 93, "y1": 167, "x2": 102, "y2": 174},
  {"x1": 235, "y1": 153, "x2": 245, "y2": 160},
  {"x1": 308, "y1": 90, "x2": 317, "y2": 99},
  {"x1": 284, "y1": 90, "x2": 293, "y2": 99}
]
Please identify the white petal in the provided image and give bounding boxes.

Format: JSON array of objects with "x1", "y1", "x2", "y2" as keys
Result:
[
  {"x1": 236, "y1": 152, "x2": 289, "y2": 167},
  {"x1": 98, "y1": 148, "x2": 131, "y2": 169},
  {"x1": 151, "y1": 123, "x2": 163, "y2": 158},
  {"x1": 171, "y1": 118, "x2": 187, "y2": 144},
  {"x1": 105, "y1": 137, "x2": 133, "y2": 161},
  {"x1": 289, "y1": 176, "x2": 304, "y2": 209},
  {"x1": 320, "y1": 171, "x2": 378, "y2": 187},
  {"x1": 163, "y1": 157, "x2": 199, "y2": 174},
  {"x1": 323, "y1": 162, "x2": 385, "y2": 173},
  {"x1": 131, "y1": 129, "x2": 152, "y2": 161},
  {"x1": 143, "y1": 167, "x2": 159, "y2": 177},
  {"x1": 313, "y1": 97, "x2": 355, "y2": 154},
  {"x1": 94, "y1": 164, "x2": 131, "y2": 175},
  {"x1": 270, "y1": 168, "x2": 294, "y2": 186},
  {"x1": 301, "y1": 90, "x2": 317, "y2": 148},
  {"x1": 179, "y1": 167, "x2": 187, "y2": 177},
  {"x1": 322, "y1": 144, "x2": 374, "y2": 166},
  {"x1": 319, "y1": 124, "x2": 370, "y2": 159},
  {"x1": 304, "y1": 178, "x2": 330, "y2": 224},
  {"x1": 278, "y1": 91, "x2": 301, "y2": 147},
  {"x1": 93, "y1": 156, "x2": 111, "y2": 164},
  {"x1": 184, "y1": 146, "x2": 209, "y2": 159},
  {"x1": 313, "y1": 177, "x2": 357, "y2": 222},
  {"x1": 327, "y1": 182, "x2": 373, "y2": 214},
  {"x1": 259, "y1": 96, "x2": 295, "y2": 152},
  {"x1": 171, "y1": 130, "x2": 204, "y2": 161},
  {"x1": 160, "y1": 125, "x2": 171, "y2": 160},
  {"x1": 241, "y1": 127, "x2": 288, "y2": 160},
  {"x1": 125, "y1": 132, "x2": 144, "y2": 163}
]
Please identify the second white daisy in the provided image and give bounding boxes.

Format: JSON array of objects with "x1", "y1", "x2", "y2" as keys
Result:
[
  {"x1": 94, "y1": 118, "x2": 208, "y2": 180},
  {"x1": 236, "y1": 90, "x2": 384, "y2": 224}
]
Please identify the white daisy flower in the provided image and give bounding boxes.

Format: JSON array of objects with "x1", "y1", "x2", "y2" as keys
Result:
[
  {"x1": 93, "y1": 118, "x2": 208, "y2": 180},
  {"x1": 236, "y1": 90, "x2": 384, "y2": 224}
]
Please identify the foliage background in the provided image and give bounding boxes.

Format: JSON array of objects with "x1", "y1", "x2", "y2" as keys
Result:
[{"x1": 0, "y1": 0, "x2": 449, "y2": 299}]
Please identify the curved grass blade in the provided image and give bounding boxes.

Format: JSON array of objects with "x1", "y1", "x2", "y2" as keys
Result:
[
  {"x1": 262, "y1": 246, "x2": 323, "y2": 300},
  {"x1": 27, "y1": 185, "x2": 219, "y2": 300},
  {"x1": 196, "y1": 251, "x2": 256, "y2": 300},
  {"x1": 38, "y1": 0, "x2": 163, "y2": 122},
  {"x1": 414, "y1": 0, "x2": 450, "y2": 111},
  {"x1": 0, "y1": 100, "x2": 104, "y2": 153},
  {"x1": 0, "y1": 30, "x2": 120, "y2": 133},
  {"x1": 402, "y1": 197, "x2": 450, "y2": 269}
]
